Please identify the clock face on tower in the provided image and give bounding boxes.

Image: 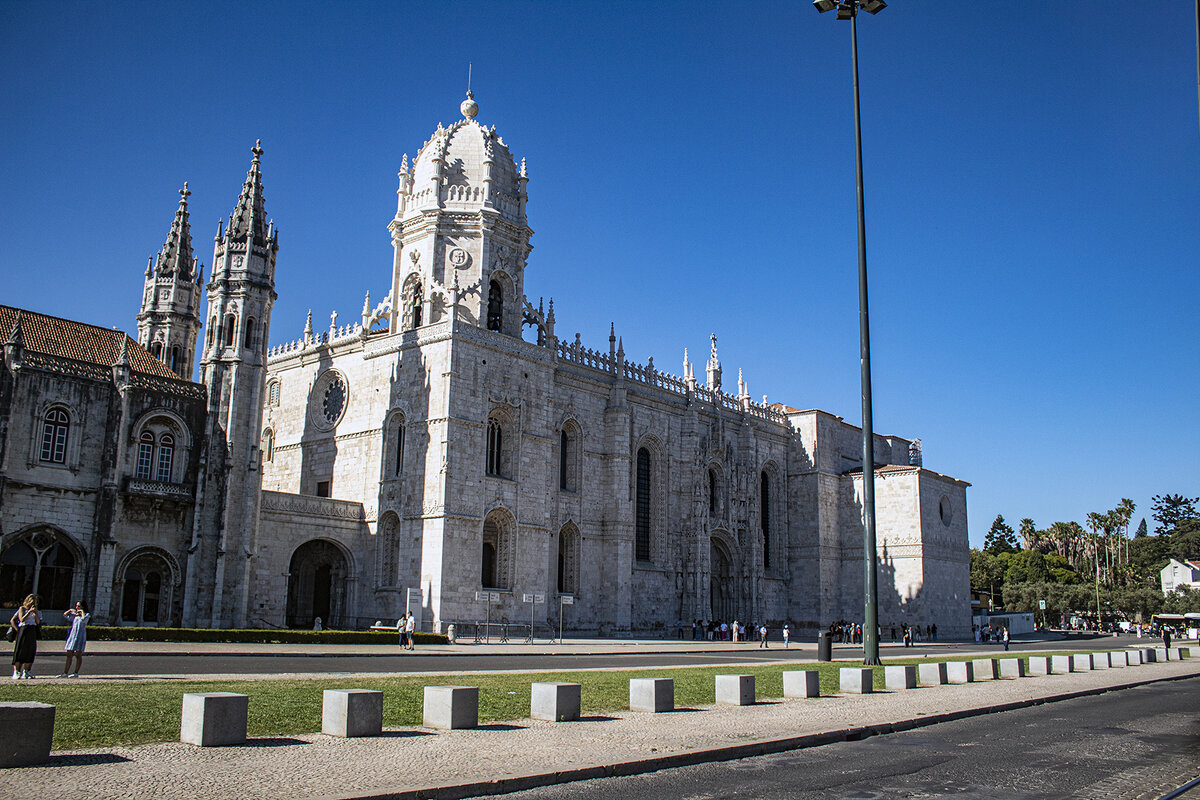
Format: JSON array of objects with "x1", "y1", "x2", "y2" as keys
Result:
[{"x1": 448, "y1": 247, "x2": 468, "y2": 268}]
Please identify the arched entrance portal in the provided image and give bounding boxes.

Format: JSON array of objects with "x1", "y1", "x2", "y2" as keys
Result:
[
  {"x1": 286, "y1": 540, "x2": 349, "y2": 629},
  {"x1": 119, "y1": 550, "x2": 175, "y2": 626},
  {"x1": 710, "y1": 538, "x2": 735, "y2": 622}
]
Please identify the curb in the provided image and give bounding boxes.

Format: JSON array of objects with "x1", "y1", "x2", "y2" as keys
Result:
[{"x1": 337, "y1": 669, "x2": 1199, "y2": 800}]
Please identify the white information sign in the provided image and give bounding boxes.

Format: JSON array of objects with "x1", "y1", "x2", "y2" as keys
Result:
[
  {"x1": 1038, "y1": 600, "x2": 1047, "y2": 610},
  {"x1": 560, "y1": 595, "x2": 574, "y2": 605}
]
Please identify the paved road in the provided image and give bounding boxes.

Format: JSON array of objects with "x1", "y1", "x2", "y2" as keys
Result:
[
  {"x1": 71, "y1": 635, "x2": 1148, "y2": 676},
  {"x1": 488, "y1": 675, "x2": 1200, "y2": 800}
]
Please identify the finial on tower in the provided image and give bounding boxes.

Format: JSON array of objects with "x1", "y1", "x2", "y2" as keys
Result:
[
  {"x1": 252, "y1": 139, "x2": 263, "y2": 163},
  {"x1": 180, "y1": 182, "x2": 191, "y2": 205},
  {"x1": 461, "y1": 82, "x2": 478, "y2": 121}
]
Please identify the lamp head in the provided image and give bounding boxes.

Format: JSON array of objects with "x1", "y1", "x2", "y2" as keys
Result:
[
  {"x1": 813, "y1": 0, "x2": 837, "y2": 11},
  {"x1": 862, "y1": 0, "x2": 887, "y2": 13}
]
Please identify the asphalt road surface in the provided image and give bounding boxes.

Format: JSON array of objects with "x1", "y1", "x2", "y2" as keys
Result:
[
  {"x1": 487, "y1": 675, "x2": 1200, "y2": 800},
  {"x1": 74, "y1": 635, "x2": 1145, "y2": 676}
]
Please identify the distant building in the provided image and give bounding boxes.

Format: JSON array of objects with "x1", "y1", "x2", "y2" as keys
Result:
[
  {"x1": 1, "y1": 93, "x2": 972, "y2": 636},
  {"x1": 1160, "y1": 558, "x2": 1200, "y2": 595}
]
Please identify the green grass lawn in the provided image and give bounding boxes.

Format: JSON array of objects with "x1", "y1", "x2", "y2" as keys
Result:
[{"x1": 0, "y1": 651, "x2": 1112, "y2": 750}]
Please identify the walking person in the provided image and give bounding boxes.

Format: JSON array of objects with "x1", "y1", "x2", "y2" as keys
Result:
[
  {"x1": 731, "y1": 619, "x2": 739, "y2": 643},
  {"x1": 398, "y1": 614, "x2": 409, "y2": 649},
  {"x1": 9, "y1": 594, "x2": 42, "y2": 680},
  {"x1": 759, "y1": 624, "x2": 768, "y2": 648},
  {"x1": 782, "y1": 624, "x2": 790, "y2": 648},
  {"x1": 1002, "y1": 626, "x2": 1010, "y2": 651},
  {"x1": 1163, "y1": 626, "x2": 1172, "y2": 650},
  {"x1": 59, "y1": 600, "x2": 90, "y2": 678}
]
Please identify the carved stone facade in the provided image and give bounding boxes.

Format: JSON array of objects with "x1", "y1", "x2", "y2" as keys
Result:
[{"x1": 1, "y1": 94, "x2": 971, "y2": 636}]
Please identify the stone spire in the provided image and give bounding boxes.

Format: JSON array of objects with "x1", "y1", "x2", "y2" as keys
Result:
[
  {"x1": 226, "y1": 140, "x2": 270, "y2": 247},
  {"x1": 706, "y1": 333, "x2": 722, "y2": 392},
  {"x1": 155, "y1": 183, "x2": 198, "y2": 279},
  {"x1": 137, "y1": 184, "x2": 205, "y2": 377}
]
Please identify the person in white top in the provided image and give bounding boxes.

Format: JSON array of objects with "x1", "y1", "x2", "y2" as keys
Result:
[{"x1": 404, "y1": 614, "x2": 416, "y2": 650}]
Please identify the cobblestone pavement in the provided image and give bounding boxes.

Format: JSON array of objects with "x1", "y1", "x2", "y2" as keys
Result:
[{"x1": 2, "y1": 656, "x2": 1197, "y2": 800}]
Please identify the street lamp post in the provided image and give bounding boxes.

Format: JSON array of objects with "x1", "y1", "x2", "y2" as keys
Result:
[{"x1": 814, "y1": 0, "x2": 886, "y2": 666}]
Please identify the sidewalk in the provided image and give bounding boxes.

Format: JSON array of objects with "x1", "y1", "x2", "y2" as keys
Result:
[{"x1": 3, "y1": 652, "x2": 1197, "y2": 800}]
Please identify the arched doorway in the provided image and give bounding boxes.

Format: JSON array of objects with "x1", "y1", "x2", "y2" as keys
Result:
[
  {"x1": 286, "y1": 540, "x2": 349, "y2": 628},
  {"x1": 119, "y1": 550, "x2": 174, "y2": 626},
  {"x1": 710, "y1": 537, "x2": 735, "y2": 622}
]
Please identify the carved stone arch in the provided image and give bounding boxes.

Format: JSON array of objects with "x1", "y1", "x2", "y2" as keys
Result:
[
  {"x1": 481, "y1": 505, "x2": 517, "y2": 590},
  {"x1": 632, "y1": 433, "x2": 667, "y2": 564},
  {"x1": 131, "y1": 408, "x2": 193, "y2": 448},
  {"x1": 115, "y1": 545, "x2": 180, "y2": 627},
  {"x1": 709, "y1": 529, "x2": 738, "y2": 623},
  {"x1": 0, "y1": 524, "x2": 85, "y2": 611},
  {"x1": 286, "y1": 538, "x2": 355, "y2": 629}
]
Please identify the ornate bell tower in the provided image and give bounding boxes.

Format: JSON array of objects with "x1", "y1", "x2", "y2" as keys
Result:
[
  {"x1": 387, "y1": 92, "x2": 533, "y2": 337},
  {"x1": 137, "y1": 184, "x2": 203, "y2": 378},
  {"x1": 186, "y1": 140, "x2": 278, "y2": 628}
]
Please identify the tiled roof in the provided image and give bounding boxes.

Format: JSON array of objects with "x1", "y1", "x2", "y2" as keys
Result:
[{"x1": 1, "y1": 305, "x2": 185, "y2": 381}]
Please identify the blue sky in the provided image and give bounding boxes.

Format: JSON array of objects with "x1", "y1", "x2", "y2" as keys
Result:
[{"x1": 2, "y1": 2, "x2": 1197, "y2": 546}]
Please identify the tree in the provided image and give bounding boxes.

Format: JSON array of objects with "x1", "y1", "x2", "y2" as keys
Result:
[
  {"x1": 970, "y1": 548, "x2": 1005, "y2": 604},
  {"x1": 1134, "y1": 518, "x2": 1148, "y2": 538},
  {"x1": 1018, "y1": 518, "x2": 1038, "y2": 550},
  {"x1": 1151, "y1": 494, "x2": 1200, "y2": 534},
  {"x1": 984, "y1": 514, "x2": 1018, "y2": 554},
  {"x1": 1025, "y1": 549, "x2": 1050, "y2": 583}
]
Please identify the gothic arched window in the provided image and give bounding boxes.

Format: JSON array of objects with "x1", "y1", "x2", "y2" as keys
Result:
[
  {"x1": 487, "y1": 279, "x2": 503, "y2": 332},
  {"x1": 149, "y1": 341, "x2": 163, "y2": 360},
  {"x1": 760, "y1": 471, "x2": 771, "y2": 571},
  {"x1": 387, "y1": 412, "x2": 406, "y2": 477},
  {"x1": 486, "y1": 419, "x2": 503, "y2": 477},
  {"x1": 635, "y1": 447, "x2": 652, "y2": 562},
  {"x1": 169, "y1": 345, "x2": 182, "y2": 375},
  {"x1": 262, "y1": 428, "x2": 274, "y2": 463},
  {"x1": 559, "y1": 421, "x2": 581, "y2": 492},
  {"x1": 40, "y1": 408, "x2": 69, "y2": 464},
  {"x1": 708, "y1": 468, "x2": 718, "y2": 518},
  {"x1": 243, "y1": 317, "x2": 256, "y2": 350},
  {"x1": 222, "y1": 314, "x2": 236, "y2": 347},
  {"x1": 411, "y1": 291, "x2": 423, "y2": 329},
  {"x1": 557, "y1": 524, "x2": 580, "y2": 595},
  {"x1": 481, "y1": 510, "x2": 514, "y2": 590}
]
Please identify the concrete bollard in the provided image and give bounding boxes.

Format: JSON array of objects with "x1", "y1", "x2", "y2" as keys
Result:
[
  {"x1": 1052, "y1": 655, "x2": 1075, "y2": 673},
  {"x1": 998, "y1": 658, "x2": 1026, "y2": 678},
  {"x1": 884, "y1": 665, "x2": 917, "y2": 690},
  {"x1": 181, "y1": 692, "x2": 248, "y2": 746},
  {"x1": 1093, "y1": 652, "x2": 1111, "y2": 669},
  {"x1": 1124, "y1": 649, "x2": 1143, "y2": 665},
  {"x1": 783, "y1": 670, "x2": 821, "y2": 698},
  {"x1": 1173, "y1": 647, "x2": 1188, "y2": 660},
  {"x1": 1073, "y1": 653, "x2": 1094, "y2": 671},
  {"x1": 918, "y1": 662, "x2": 949, "y2": 686},
  {"x1": 839, "y1": 667, "x2": 874, "y2": 694},
  {"x1": 1105, "y1": 651, "x2": 1125, "y2": 668},
  {"x1": 1141, "y1": 648, "x2": 1158, "y2": 663},
  {"x1": 629, "y1": 678, "x2": 674, "y2": 712},
  {"x1": 1154, "y1": 648, "x2": 1170, "y2": 662},
  {"x1": 1028, "y1": 656, "x2": 1053, "y2": 675},
  {"x1": 531, "y1": 682, "x2": 581, "y2": 722},
  {"x1": 715, "y1": 674, "x2": 756, "y2": 706},
  {"x1": 0, "y1": 702, "x2": 55, "y2": 767},
  {"x1": 946, "y1": 661, "x2": 975, "y2": 683},
  {"x1": 971, "y1": 659, "x2": 999, "y2": 681},
  {"x1": 423, "y1": 686, "x2": 478, "y2": 730},
  {"x1": 322, "y1": 689, "x2": 383, "y2": 738},
  {"x1": 1187, "y1": 645, "x2": 1200, "y2": 659}
]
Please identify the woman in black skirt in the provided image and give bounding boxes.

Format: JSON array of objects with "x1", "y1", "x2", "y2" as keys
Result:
[{"x1": 10, "y1": 594, "x2": 42, "y2": 680}]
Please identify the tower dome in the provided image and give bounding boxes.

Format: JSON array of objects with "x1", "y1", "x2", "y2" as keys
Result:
[{"x1": 401, "y1": 92, "x2": 526, "y2": 225}]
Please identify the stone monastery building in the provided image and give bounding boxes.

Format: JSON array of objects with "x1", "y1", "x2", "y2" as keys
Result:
[{"x1": 0, "y1": 93, "x2": 971, "y2": 636}]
